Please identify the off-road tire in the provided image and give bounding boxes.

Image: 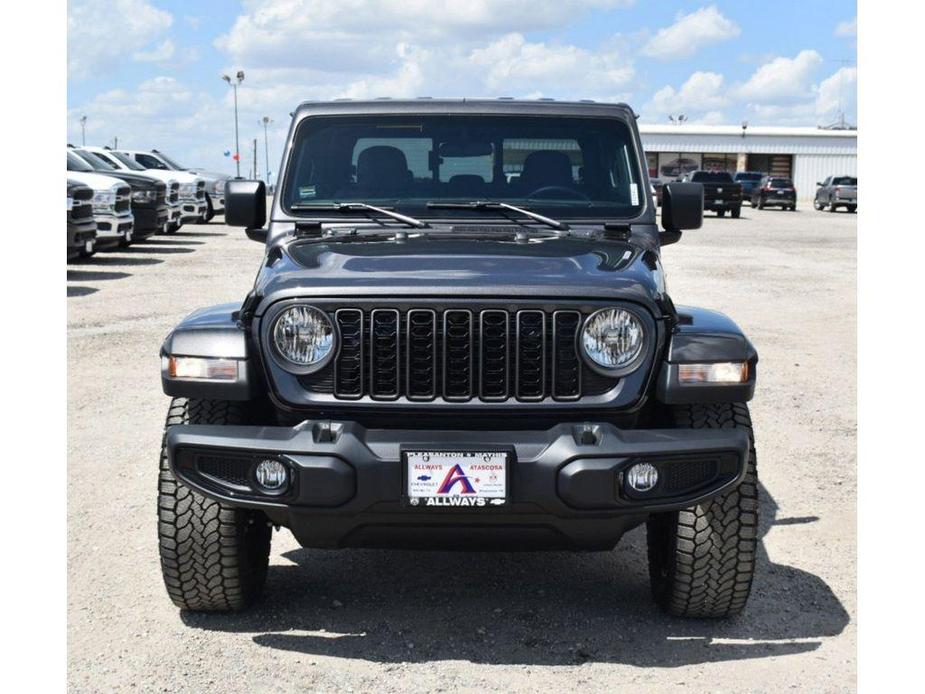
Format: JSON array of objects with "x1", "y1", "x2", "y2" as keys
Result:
[
  {"x1": 158, "y1": 398, "x2": 272, "y2": 611},
  {"x1": 731, "y1": 206, "x2": 741, "y2": 218},
  {"x1": 646, "y1": 402, "x2": 758, "y2": 618},
  {"x1": 847, "y1": 205, "x2": 856, "y2": 213},
  {"x1": 757, "y1": 198, "x2": 765, "y2": 209},
  {"x1": 717, "y1": 209, "x2": 726, "y2": 217},
  {"x1": 814, "y1": 199, "x2": 824, "y2": 210}
]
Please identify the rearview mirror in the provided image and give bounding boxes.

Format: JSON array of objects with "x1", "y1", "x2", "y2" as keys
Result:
[
  {"x1": 661, "y1": 182, "x2": 703, "y2": 239},
  {"x1": 225, "y1": 179, "x2": 266, "y2": 234}
]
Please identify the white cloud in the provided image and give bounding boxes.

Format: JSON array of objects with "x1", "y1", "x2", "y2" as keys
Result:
[
  {"x1": 470, "y1": 34, "x2": 633, "y2": 93},
  {"x1": 736, "y1": 49, "x2": 823, "y2": 103},
  {"x1": 646, "y1": 71, "x2": 729, "y2": 118},
  {"x1": 835, "y1": 17, "x2": 857, "y2": 37},
  {"x1": 815, "y1": 66, "x2": 857, "y2": 123},
  {"x1": 642, "y1": 5, "x2": 740, "y2": 61},
  {"x1": 68, "y1": 0, "x2": 174, "y2": 78},
  {"x1": 133, "y1": 39, "x2": 175, "y2": 63}
]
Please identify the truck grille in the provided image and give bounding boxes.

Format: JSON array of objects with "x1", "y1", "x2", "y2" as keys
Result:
[
  {"x1": 155, "y1": 182, "x2": 167, "y2": 203},
  {"x1": 114, "y1": 186, "x2": 131, "y2": 213},
  {"x1": 196, "y1": 181, "x2": 205, "y2": 200},
  {"x1": 324, "y1": 307, "x2": 595, "y2": 402},
  {"x1": 70, "y1": 187, "x2": 94, "y2": 221},
  {"x1": 168, "y1": 183, "x2": 179, "y2": 204}
]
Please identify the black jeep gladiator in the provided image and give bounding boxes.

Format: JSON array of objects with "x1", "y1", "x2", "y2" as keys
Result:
[
  {"x1": 158, "y1": 100, "x2": 759, "y2": 618},
  {"x1": 679, "y1": 170, "x2": 743, "y2": 218}
]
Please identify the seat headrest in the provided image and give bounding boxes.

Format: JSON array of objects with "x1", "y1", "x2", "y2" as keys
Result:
[
  {"x1": 356, "y1": 146, "x2": 411, "y2": 186},
  {"x1": 520, "y1": 150, "x2": 574, "y2": 188}
]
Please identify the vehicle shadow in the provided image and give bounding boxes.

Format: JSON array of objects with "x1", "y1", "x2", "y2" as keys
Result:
[
  {"x1": 171, "y1": 231, "x2": 227, "y2": 238},
  {"x1": 132, "y1": 238, "x2": 204, "y2": 246},
  {"x1": 117, "y1": 245, "x2": 195, "y2": 254},
  {"x1": 180, "y1": 483, "x2": 849, "y2": 667},
  {"x1": 72, "y1": 255, "x2": 164, "y2": 267},
  {"x1": 66, "y1": 270, "x2": 131, "y2": 282},
  {"x1": 67, "y1": 286, "x2": 99, "y2": 297}
]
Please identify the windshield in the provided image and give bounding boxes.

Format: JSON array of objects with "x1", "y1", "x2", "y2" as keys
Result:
[
  {"x1": 156, "y1": 151, "x2": 185, "y2": 169},
  {"x1": 283, "y1": 115, "x2": 646, "y2": 219},
  {"x1": 105, "y1": 150, "x2": 146, "y2": 171},
  {"x1": 66, "y1": 151, "x2": 94, "y2": 173},
  {"x1": 75, "y1": 149, "x2": 117, "y2": 172},
  {"x1": 769, "y1": 178, "x2": 793, "y2": 188},
  {"x1": 833, "y1": 176, "x2": 857, "y2": 185},
  {"x1": 691, "y1": 171, "x2": 733, "y2": 183}
]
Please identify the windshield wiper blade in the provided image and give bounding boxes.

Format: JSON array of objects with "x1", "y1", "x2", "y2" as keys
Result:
[
  {"x1": 290, "y1": 202, "x2": 428, "y2": 228},
  {"x1": 426, "y1": 200, "x2": 568, "y2": 231}
]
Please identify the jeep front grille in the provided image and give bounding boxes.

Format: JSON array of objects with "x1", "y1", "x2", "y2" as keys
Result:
[{"x1": 323, "y1": 306, "x2": 593, "y2": 403}]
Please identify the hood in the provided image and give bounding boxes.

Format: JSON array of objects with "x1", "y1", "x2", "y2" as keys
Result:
[
  {"x1": 253, "y1": 234, "x2": 664, "y2": 315},
  {"x1": 65, "y1": 171, "x2": 129, "y2": 192},
  {"x1": 99, "y1": 171, "x2": 163, "y2": 189},
  {"x1": 187, "y1": 169, "x2": 230, "y2": 181},
  {"x1": 137, "y1": 168, "x2": 200, "y2": 184}
]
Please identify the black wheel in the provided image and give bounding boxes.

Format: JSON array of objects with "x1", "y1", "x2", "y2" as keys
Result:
[
  {"x1": 828, "y1": 202, "x2": 837, "y2": 212},
  {"x1": 165, "y1": 222, "x2": 179, "y2": 234},
  {"x1": 118, "y1": 237, "x2": 132, "y2": 248},
  {"x1": 757, "y1": 198, "x2": 765, "y2": 210},
  {"x1": 158, "y1": 398, "x2": 272, "y2": 612},
  {"x1": 847, "y1": 205, "x2": 856, "y2": 213},
  {"x1": 731, "y1": 206, "x2": 741, "y2": 219},
  {"x1": 204, "y1": 197, "x2": 215, "y2": 222},
  {"x1": 814, "y1": 199, "x2": 824, "y2": 211},
  {"x1": 717, "y1": 209, "x2": 726, "y2": 217},
  {"x1": 646, "y1": 402, "x2": 758, "y2": 618}
]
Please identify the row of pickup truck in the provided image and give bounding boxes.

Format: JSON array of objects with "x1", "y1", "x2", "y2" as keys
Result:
[
  {"x1": 652, "y1": 171, "x2": 858, "y2": 216},
  {"x1": 66, "y1": 146, "x2": 231, "y2": 260}
]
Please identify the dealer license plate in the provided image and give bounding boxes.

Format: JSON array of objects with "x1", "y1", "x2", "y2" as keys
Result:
[{"x1": 405, "y1": 450, "x2": 508, "y2": 508}]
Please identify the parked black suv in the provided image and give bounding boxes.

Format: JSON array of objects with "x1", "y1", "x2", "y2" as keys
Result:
[
  {"x1": 158, "y1": 100, "x2": 759, "y2": 619},
  {"x1": 752, "y1": 176, "x2": 797, "y2": 211}
]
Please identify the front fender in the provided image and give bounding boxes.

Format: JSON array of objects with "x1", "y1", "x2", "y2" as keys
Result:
[
  {"x1": 160, "y1": 302, "x2": 258, "y2": 400},
  {"x1": 656, "y1": 306, "x2": 758, "y2": 405}
]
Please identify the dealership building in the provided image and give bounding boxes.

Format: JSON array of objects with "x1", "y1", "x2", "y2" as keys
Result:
[{"x1": 639, "y1": 124, "x2": 857, "y2": 201}]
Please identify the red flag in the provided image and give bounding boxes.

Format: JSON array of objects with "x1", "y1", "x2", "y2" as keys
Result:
[{"x1": 232, "y1": 153, "x2": 240, "y2": 161}]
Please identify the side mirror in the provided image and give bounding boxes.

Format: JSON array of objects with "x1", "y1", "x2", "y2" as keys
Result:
[
  {"x1": 225, "y1": 179, "x2": 266, "y2": 235},
  {"x1": 816, "y1": 181, "x2": 823, "y2": 186},
  {"x1": 661, "y1": 182, "x2": 703, "y2": 244}
]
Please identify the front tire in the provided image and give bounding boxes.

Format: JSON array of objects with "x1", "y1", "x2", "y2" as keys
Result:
[
  {"x1": 716, "y1": 209, "x2": 726, "y2": 217},
  {"x1": 646, "y1": 402, "x2": 758, "y2": 618},
  {"x1": 158, "y1": 398, "x2": 272, "y2": 612},
  {"x1": 204, "y1": 197, "x2": 215, "y2": 222},
  {"x1": 731, "y1": 206, "x2": 741, "y2": 219},
  {"x1": 847, "y1": 205, "x2": 856, "y2": 213}
]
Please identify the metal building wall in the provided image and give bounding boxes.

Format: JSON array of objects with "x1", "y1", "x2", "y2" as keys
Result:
[{"x1": 792, "y1": 155, "x2": 858, "y2": 202}]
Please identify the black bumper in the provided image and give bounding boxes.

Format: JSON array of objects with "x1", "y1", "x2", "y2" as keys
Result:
[{"x1": 167, "y1": 420, "x2": 750, "y2": 550}]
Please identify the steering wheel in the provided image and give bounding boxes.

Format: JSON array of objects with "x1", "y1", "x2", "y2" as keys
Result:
[{"x1": 526, "y1": 186, "x2": 591, "y2": 202}]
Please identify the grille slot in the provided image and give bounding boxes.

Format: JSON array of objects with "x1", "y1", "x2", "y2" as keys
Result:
[
  {"x1": 479, "y1": 310, "x2": 510, "y2": 400},
  {"x1": 552, "y1": 311, "x2": 582, "y2": 400},
  {"x1": 406, "y1": 309, "x2": 437, "y2": 400},
  {"x1": 515, "y1": 310, "x2": 546, "y2": 401},
  {"x1": 661, "y1": 458, "x2": 719, "y2": 493},
  {"x1": 334, "y1": 309, "x2": 364, "y2": 398},
  {"x1": 196, "y1": 454, "x2": 251, "y2": 488},
  {"x1": 369, "y1": 309, "x2": 400, "y2": 399},
  {"x1": 443, "y1": 310, "x2": 474, "y2": 401}
]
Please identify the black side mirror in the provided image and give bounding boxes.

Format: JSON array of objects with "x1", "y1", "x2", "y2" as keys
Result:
[
  {"x1": 661, "y1": 182, "x2": 703, "y2": 244},
  {"x1": 225, "y1": 179, "x2": 266, "y2": 236}
]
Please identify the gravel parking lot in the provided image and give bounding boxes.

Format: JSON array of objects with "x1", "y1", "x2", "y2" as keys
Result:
[{"x1": 67, "y1": 206, "x2": 857, "y2": 692}]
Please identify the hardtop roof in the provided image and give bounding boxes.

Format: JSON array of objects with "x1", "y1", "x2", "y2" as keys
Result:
[{"x1": 291, "y1": 98, "x2": 637, "y2": 120}]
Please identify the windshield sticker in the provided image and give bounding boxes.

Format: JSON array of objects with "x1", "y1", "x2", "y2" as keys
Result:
[
  {"x1": 630, "y1": 183, "x2": 639, "y2": 206},
  {"x1": 298, "y1": 186, "x2": 316, "y2": 199}
]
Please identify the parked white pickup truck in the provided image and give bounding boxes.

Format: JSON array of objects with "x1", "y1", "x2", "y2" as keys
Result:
[
  {"x1": 82, "y1": 146, "x2": 184, "y2": 232},
  {"x1": 117, "y1": 150, "x2": 209, "y2": 224},
  {"x1": 66, "y1": 150, "x2": 134, "y2": 249}
]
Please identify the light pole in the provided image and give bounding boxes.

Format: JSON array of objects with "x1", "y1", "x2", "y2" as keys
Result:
[
  {"x1": 80, "y1": 115, "x2": 87, "y2": 145},
  {"x1": 261, "y1": 116, "x2": 272, "y2": 184},
  {"x1": 222, "y1": 70, "x2": 245, "y2": 177}
]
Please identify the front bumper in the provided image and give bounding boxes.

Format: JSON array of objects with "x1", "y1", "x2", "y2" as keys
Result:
[
  {"x1": 134, "y1": 203, "x2": 169, "y2": 234},
  {"x1": 206, "y1": 192, "x2": 225, "y2": 213},
  {"x1": 93, "y1": 212, "x2": 134, "y2": 248},
  {"x1": 67, "y1": 221, "x2": 97, "y2": 258},
  {"x1": 167, "y1": 420, "x2": 750, "y2": 549},
  {"x1": 180, "y1": 199, "x2": 207, "y2": 222}
]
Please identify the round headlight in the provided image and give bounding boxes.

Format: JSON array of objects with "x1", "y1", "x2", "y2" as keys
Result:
[
  {"x1": 581, "y1": 308, "x2": 645, "y2": 373},
  {"x1": 272, "y1": 305, "x2": 335, "y2": 367}
]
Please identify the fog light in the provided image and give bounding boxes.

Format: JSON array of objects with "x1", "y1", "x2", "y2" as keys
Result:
[
  {"x1": 626, "y1": 462, "x2": 659, "y2": 492},
  {"x1": 254, "y1": 459, "x2": 288, "y2": 491}
]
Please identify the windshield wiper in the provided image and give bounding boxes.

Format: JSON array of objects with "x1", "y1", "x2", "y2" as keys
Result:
[
  {"x1": 290, "y1": 202, "x2": 428, "y2": 228},
  {"x1": 425, "y1": 201, "x2": 568, "y2": 231}
]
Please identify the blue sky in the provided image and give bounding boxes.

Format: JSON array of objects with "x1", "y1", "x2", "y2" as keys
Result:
[{"x1": 67, "y1": 1, "x2": 857, "y2": 175}]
